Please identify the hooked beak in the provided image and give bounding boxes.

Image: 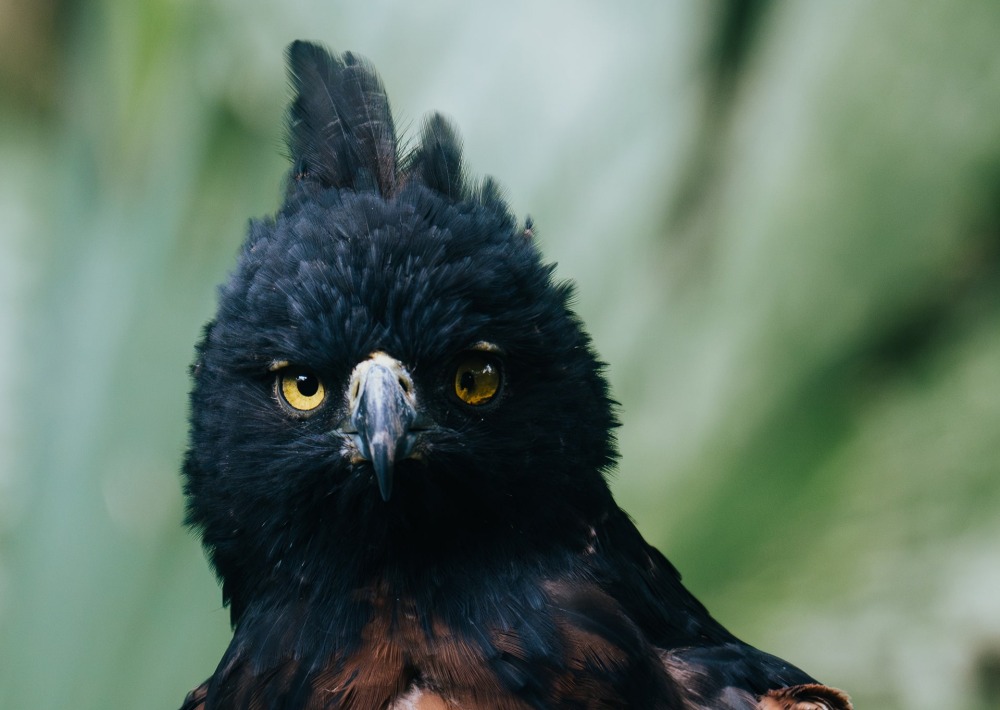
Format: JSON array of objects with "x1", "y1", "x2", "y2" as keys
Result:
[{"x1": 348, "y1": 353, "x2": 419, "y2": 501}]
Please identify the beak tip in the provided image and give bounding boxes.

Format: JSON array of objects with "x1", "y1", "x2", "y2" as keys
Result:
[
  {"x1": 373, "y1": 457, "x2": 394, "y2": 502},
  {"x1": 376, "y1": 472, "x2": 393, "y2": 501}
]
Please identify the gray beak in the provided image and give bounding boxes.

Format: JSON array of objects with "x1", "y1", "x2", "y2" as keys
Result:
[{"x1": 348, "y1": 353, "x2": 418, "y2": 501}]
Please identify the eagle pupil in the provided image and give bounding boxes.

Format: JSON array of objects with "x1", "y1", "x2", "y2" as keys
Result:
[
  {"x1": 296, "y1": 373, "x2": 319, "y2": 397},
  {"x1": 460, "y1": 371, "x2": 476, "y2": 393}
]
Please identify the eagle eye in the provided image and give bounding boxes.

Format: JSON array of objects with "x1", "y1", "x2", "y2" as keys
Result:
[
  {"x1": 276, "y1": 367, "x2": 326, "y2": 412},
  {"x1": 453, "y1": 353, "x2": 502, "y2": 406}
]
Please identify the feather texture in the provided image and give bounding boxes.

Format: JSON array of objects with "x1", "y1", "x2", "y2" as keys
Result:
[
  {"x1": 408, "y1": 114, "x2": 466, "y2": 200},
  {"x1": 286, "y1": 41, "x2": 399, "y2": 196}
]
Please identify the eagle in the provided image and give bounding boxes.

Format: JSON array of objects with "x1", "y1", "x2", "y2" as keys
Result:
[{"x1": 181, "y1": 40, "x2": 851, "y2": 710}]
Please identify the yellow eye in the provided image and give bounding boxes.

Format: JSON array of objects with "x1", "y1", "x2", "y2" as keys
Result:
[
  {"x1": 277, "y1": 368, "x2": 326, "y2": 412},
  {"x1": 453, "y1": 353, "x2": 502, "y2": 406}
]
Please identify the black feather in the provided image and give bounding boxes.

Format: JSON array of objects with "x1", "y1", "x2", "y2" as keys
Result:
[
  {"x1": 286, "y1": 41, "x2": 398, "y2": 195},
  {"x1": 408, "y1": 113, "x2": 466, "y2": 199}
]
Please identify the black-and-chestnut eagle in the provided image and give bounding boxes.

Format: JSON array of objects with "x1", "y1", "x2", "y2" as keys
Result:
[{"x1": 181, "y1": 41, "x2": 851, "y2": 710}]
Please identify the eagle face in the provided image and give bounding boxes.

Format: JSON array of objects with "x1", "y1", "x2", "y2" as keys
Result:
[
  {"x1": 184, "y1": 89, "x2": 616, "y2": 620},
  {"x1": 181, "y1": 41, "x2": 851, "y2": 710}
]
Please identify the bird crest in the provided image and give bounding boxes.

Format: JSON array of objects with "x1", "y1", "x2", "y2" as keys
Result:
[{"x1": 286, "y1": 40, "x2": 492, "y2": 208}]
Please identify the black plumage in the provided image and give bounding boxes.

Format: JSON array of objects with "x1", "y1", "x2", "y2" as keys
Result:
[{"x1": 181, "y1": 41, "x2": 851, "y2": 710}]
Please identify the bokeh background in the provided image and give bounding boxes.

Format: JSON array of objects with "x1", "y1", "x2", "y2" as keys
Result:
[{"x1": 2, "y1": 1, "x2": 999, "y2": 708}]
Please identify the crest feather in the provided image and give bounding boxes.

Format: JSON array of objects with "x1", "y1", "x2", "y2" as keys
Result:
[{"x1": 286, "y1": 41, "x2": 399, "y2": 196}]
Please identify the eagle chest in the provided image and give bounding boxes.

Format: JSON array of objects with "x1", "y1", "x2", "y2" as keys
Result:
[{"x1": 314, "y1": 594, "x2": 635, "y2": 710}]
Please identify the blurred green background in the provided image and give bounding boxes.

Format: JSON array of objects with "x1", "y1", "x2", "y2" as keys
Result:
[{"x1": 2, "y1": 1, "x2": 999, "y2": 708}]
